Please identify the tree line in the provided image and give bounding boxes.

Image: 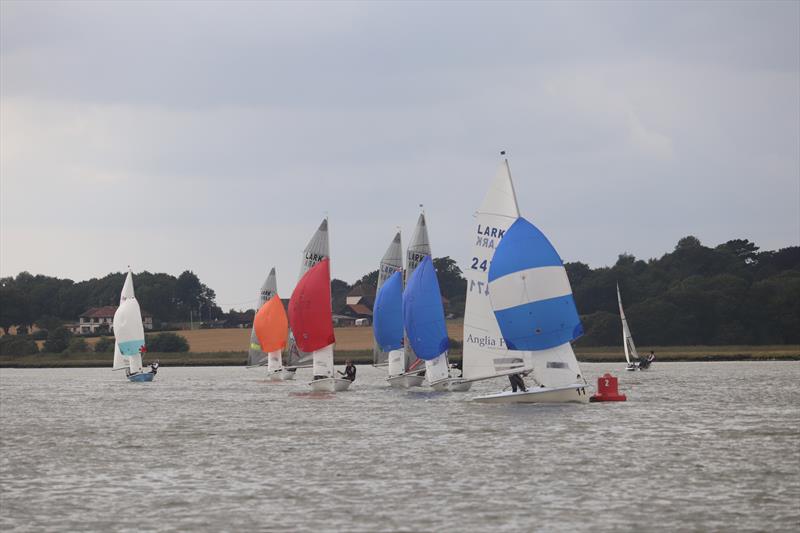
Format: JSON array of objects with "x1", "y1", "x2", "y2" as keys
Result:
[{"x1": 1, "y1": 237, "x2": 798, "y2": 347}]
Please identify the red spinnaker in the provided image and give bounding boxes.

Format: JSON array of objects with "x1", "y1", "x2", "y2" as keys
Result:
[{"x1": 288, "y1": 258, "x2": 335, "y2": 353}]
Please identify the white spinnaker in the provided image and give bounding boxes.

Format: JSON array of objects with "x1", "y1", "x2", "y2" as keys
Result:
[
  {"x1": 114, "y1": 273, "x2": 145, "y2": 375},
  {"x1": 373, "y1": 232, "x2": 404, "y2": 366},
  {"x1": 248, "y1": 268, "x2": 278, "y2": 367},
  {"x1": 462, "y1": 161, "x2": 528, "y2": 381},
  {"x1": 404, "y1": 213, "x2": 431, "y2": 372},
  {"x1": 425, "y1": 352, "x2": 450, "y2": 383},
  {"x1": 617, "y1": 284, "x2": 639, "y2": 364},
  {"x1": 312, "y1": 344, "x2": 335, "y2": 378},
  {"x1": 287, "y1": 219, "x2": 330, "y2": 368}
]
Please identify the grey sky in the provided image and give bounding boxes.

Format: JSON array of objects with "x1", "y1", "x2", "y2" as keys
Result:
[{"x1": 1, "y1": 0, "x2": 798, "y2": 310}]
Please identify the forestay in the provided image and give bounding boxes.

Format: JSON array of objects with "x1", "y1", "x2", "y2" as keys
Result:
[
  {"x1": 286, "y1": 219, "x2": 330, "y2": 368},
  {"x1": 403, "y1": 213, "x2": 431, "y2": 373},
  {"x1": 487, "y1": 216, "x2": 585, "y2": 387},
  {"x1": 462, "y1": 161, "x2": 529, "y2": 382},
  {"x1": 617, "y1": 284, "x2": 639, "y2": 364},
  {"x1": 248, "y1": 268, "x2": 278, "y2": 367},
  {"x1": 373, "y1": 232, "x2": 404, "y2": 366}
]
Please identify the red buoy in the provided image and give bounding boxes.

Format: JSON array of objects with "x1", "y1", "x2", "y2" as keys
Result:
[{"x1": 590, "y1": 373, "x2": 627, "y2": 402}]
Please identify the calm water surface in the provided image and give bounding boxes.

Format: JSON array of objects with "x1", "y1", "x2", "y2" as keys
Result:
[{"x1": 1, "y1": 362, "x2": 798, "y2": 532}]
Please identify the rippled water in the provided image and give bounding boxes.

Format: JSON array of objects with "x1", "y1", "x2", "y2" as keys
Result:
[{"x1": 1, "y1": 362, "x2": 798, "y2": 532}]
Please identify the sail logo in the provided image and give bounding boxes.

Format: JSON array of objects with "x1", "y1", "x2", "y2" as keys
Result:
[
  {"x1": 407, "y1": 251, "x2": 426, "y2": 267},
  {"x1": 475, "y1": 224, "x2": 506, "y2": 249},
  {"x1": 305, "y1": 252, "x2": 325, "y2": 264},
  {"x1": 380, "y1": 264, "x2": 401, "y2": 276},
  {"x1": 466, "y1": 334, "x2": 505, "y2": 348}
]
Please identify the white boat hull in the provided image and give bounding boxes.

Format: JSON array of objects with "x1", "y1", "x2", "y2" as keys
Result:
[
  {"x1": 386, "y1": 374, "x2": 425, "y2": 388},
  {"x1": 308, "y1": 377, "x2": 352, "y2": 392},
  {"x1": 472, "y1": 383, "x2": 591, "y2": 404},
  {"x1": 429, "y1": 378, "x2": 473, "y2": 392},
  {"x1": 267, "y1": 369, "x2": 297, "y2": 381}
]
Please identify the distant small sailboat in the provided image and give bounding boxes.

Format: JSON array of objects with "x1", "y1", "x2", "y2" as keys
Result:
[
  {"x1": 113, "y1": 271, "x2": 156, "y2": 382},
  {"x1": 617, "y1": 284, "x2": 640, "y2": 371},
  {"x1": 373, "y1": 231, "x2": 404, "y2": 372},
  {"x1": 285, "y1": 218, "x2": 330, "y2": 373},
  {"x1": 464, "y1": 157, "x2": 588, "y2": 403},
  {"x1": 403, "y1": 256, "x2": 471, "y2": 392},
  {"x1": 289, "y1": 258, "x2": 351, "y2": 392}
]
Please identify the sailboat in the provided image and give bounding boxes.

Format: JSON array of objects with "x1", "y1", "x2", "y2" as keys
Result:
[
  {"x1": 288, "y1": 258, "x2": 351, "y2": 392},
  {"x1": 373, "y1": 270, "x2": 404, "y2": 380},
  {"x1": 285, "y1": 218, "x2": 330, "y2": 374},
  {"x1": 403, "y1": 256, "x2": 471, "y2": 392},
  {"x1": 247, "y1": 268, "x2": 294, "y2": 379},
  {"x1": 617, "y1": 284, "x2": 640, "y2": 371},
  {"x1": 372, "y1": 231, "x2": 404, "y2": 376},
  {"x1": 112, "y1": 271, "x2": 155, "y2": 382},
  {"x1": 385, "y1": 213, "x2": 429, "y2": 388},
  {"x1": 463, "y1": 157, "x2": 588, "y2": 403},
  {"x1": 253, "y1": 293, "x2": 290, "y2": 379}
]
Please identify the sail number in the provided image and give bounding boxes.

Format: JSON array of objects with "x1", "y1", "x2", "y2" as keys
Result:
[{"x1": 471, "y1": 257, "x2": 488, "y2": 271}]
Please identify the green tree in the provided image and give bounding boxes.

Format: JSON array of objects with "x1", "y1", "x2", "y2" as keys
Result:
[
  {"x1": 65, "y1": 337, "x2": 90, "y2": 354},
  {"x1": 94, "y1": 337, "x2": 115, "y2": 353},
  {"x1": 146, "y1": 332, "x2": 189, "y2": 352},
  {"x1": 43, "y1": 327, "x2": 72, "y2": 353}
]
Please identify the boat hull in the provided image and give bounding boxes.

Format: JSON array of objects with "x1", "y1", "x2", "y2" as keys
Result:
[
  {"x1": 386, "y1": 374, "x2": 425, "y2": 388},
  {"x1": 309, "y1": 377, "x2": 352, "y2": 392},
  {"x1": 266, "y1": 369, "x2": 297, "y2": 381},
  {"x1": 472, "y1": 383, "x2": 590, "y2": 404},
  {"x1": 429, "y1": 378, "x2": 472, "y2": 392},
  {"x1": 127, "y1": 372, "x2": 155, "y2": 383}
]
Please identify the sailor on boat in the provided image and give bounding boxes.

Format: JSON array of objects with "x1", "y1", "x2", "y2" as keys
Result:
[
  {"x1": 149, "y1": 361, "x2": 160, "y2": 374},
  {"x1": 338, "y1": 360, "x2": 357, "y2": 381},
  {"x1": 639, "y1": 351, "x2": 655, "y2": 369},
  {"x1": 508, "y1": 373, "x2": 527, "y2": 393}
]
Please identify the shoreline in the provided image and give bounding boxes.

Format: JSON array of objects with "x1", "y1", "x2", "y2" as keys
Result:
[{"x1": 1, "y1": 345, "x2": 798, "y2": 368}]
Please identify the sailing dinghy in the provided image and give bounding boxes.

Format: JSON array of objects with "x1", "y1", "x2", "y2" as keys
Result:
[
  {"x1": 617, "y1": 284, "x2": 640, "y2": 371},
  {"x1": 463, "y1": 157, "x2": 588, "y2": 403},
  {"x1": 113, "y1": 271, "x2": 155, "y2": 382},
  {"x1": 373, "y1": 270, "x2": 406, "y2": 385},
  {"x1": 372, "y1": 232, "x2": 405, "y2": 381},
  {"x1": 247, "y1": 268, "x2": 294, "y2": 379},
  {"x1": 385, "y1": 214, "x2": 429, "y2": 388},
  {"x1": 285, "y1": 218, "x2": 330, "y2": 376},
  {"x1": 403, "y1": 256, "x2": 471, "y2": 392},
  {"x1": 289, "y1": 258, "x2": 351, "y2": 392},
  {"x1": 253, "y1": 293, "x2": 289, "y2": 380}
]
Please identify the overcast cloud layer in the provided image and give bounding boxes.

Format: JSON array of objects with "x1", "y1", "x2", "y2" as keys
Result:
[{"x1": 1, "y1": 0, "x2": 798, "y2": 310}]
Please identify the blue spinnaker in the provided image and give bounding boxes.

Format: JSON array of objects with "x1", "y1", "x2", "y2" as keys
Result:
[
  {"x1": 373, "y1": 271, "x2": 404, "y2": 352},
  {"x1": 488, "y1": 217, "x2": 583, "y2": 351},
  {"x1": 402, "y1": 255, "x2": 449, "y2": 360}
]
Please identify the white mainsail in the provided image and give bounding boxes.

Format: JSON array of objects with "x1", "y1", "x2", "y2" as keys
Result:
[
  {"x1": 113, "y1": 271, "x2": 145, "y2": 374},
  {"x1": 403, "y1": 213, "x2": 431, "y2": 373},
  {"x1": 373, "y1": 232, "x2": 404, "y2": 367},
  {"x1": 462, "y1": 161, "x2": 528, "y2": 382},
  {"x1": 286, "y1": 218, "x2": 330, "y2": 368},
  {"x1": 248, "y1": 268, "x2": 278, "y2": 367},
  {"x1": 617, "y1": 284, "x2": 639, "y2": 365}
]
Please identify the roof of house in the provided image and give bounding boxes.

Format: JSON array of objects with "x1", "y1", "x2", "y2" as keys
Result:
[
  {"x1": 347, "y1": 283, "x2": 376, "y2": 298},
  {"x1": 81, "y1": 306, "x2": 153, "y2": 318},
  {"x1": 347, "y1": 303, "x2": 373, "y2": 316}
]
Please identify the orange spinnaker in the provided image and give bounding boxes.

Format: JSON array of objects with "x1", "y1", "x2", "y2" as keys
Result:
[{"x1": 254, "y1": 294, "x2": 288, "y2": 353}]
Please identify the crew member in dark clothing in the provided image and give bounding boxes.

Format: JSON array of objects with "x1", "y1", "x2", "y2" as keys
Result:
[
  {"x1": 149, "y1": 361, "x2": 160, "y2": 374},
  {"x1": 509, "y1": 373, "x2": 527, "y2": 393},
  {"x1": 338, "y1": 360, "x2": 357, "y2": 381}
]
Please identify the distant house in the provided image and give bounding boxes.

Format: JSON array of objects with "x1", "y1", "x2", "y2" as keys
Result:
[
  {"x1": 332, "y1": 314, "x2": 357, "y2": 327},
  {"x1": 343, "y1": 283, "x2": 374, "y2": 324},
  {"x1": 68, "y1": 306, "x2": 154, "y2": 335}
]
